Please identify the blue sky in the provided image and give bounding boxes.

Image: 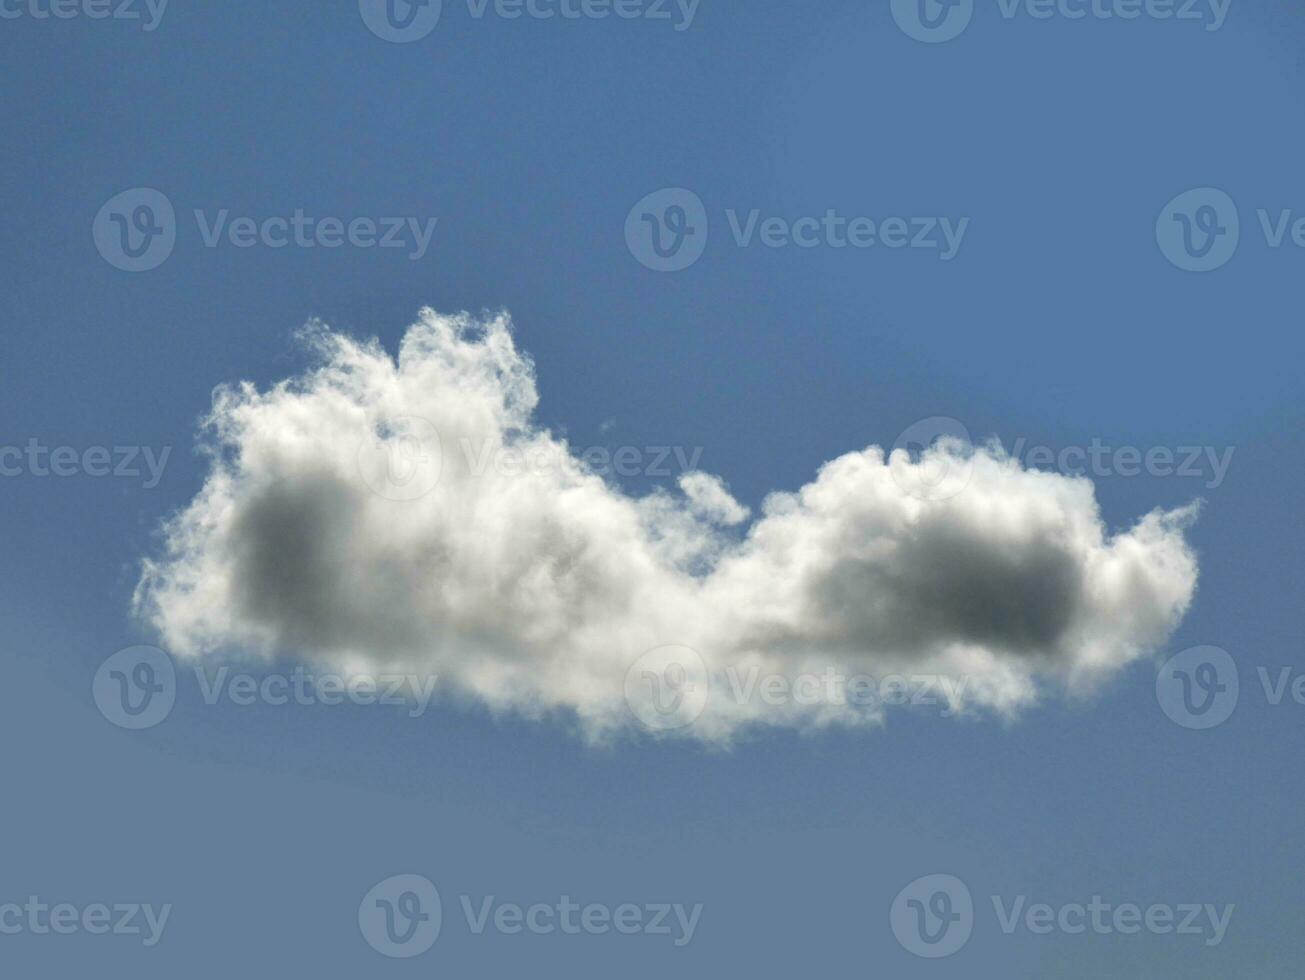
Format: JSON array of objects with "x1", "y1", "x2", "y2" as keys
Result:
[{"x1": 2, "y1": 0, "x2": 1304, "y2": 975}]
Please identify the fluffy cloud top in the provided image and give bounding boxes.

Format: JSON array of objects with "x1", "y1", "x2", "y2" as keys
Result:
[{"x1": 135, "y1": 309, "x2": 1198, "y2": 741}]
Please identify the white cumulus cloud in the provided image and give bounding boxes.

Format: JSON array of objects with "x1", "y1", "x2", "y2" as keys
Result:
[{"x1": 135, "y1": 309, "x2": 1199, "y2": 742}]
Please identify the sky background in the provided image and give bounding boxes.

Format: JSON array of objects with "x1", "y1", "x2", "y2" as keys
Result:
[{"x1": 2, "y1": 0, "x2": 1304, "y2": 975}]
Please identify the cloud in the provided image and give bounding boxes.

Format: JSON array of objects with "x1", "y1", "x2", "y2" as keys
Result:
[{"x1": 135, "y1": 309, "x2": 1199, "y2": 742}]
